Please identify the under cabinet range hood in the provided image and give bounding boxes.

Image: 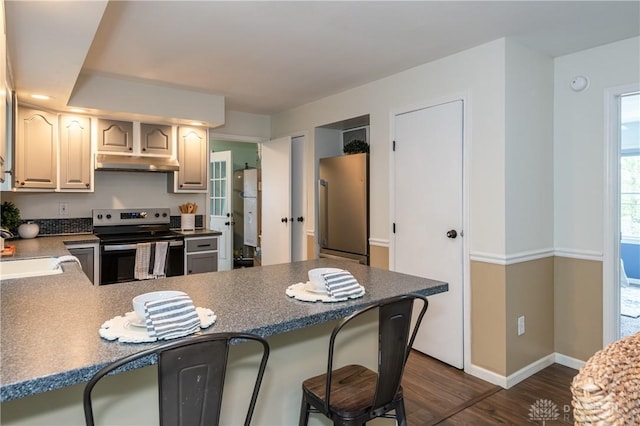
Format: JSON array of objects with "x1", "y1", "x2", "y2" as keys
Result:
[{"x1": 95, "y1": 154, "x2": 180, "y2": 172}]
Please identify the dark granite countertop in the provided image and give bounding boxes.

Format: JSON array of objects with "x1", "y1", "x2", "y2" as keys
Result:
[
  {"x1": 177, "y1": 229, "x2": 222, "y2": 237},
  {"x1": 2, "y1": 234, "x2": 99, "y2": 260},
  {"x1": 0, "y1": 254, "x2": 447, "y2": 402}
]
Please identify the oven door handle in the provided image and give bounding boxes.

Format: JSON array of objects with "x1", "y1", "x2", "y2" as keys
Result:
[{"x1": 102, "y1": 240, "x2": 184, "y2": 252}]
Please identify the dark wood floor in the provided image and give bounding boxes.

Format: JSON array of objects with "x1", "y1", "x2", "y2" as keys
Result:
[{"x1": 402, "y1": 350, "x2": 578, "y2": 425}]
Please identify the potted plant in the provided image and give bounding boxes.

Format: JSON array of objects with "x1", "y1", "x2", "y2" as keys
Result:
[
  {"x1": 1, "y1": 201, "x2": 21, "y2": 235},
  {"x1": 343, "y1": 139, "x2": 369, "y2": 154}
]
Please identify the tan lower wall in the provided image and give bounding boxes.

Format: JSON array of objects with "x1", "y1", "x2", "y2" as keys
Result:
[
  {"x1": 306, "y1": 234, "x2": 315, "y2": 260},
  {"x1": 370, "y1": 245, "x2": 389, "y2": 270},
  {"x1": 471, "y1": 261, "x2": 507, "y2": 375},
  {"x1": 554, "y1": 256, "x2": 603, "y2": 361},
  {"x1": 505, "y1": 257, "x2": 555, "y2": 375},
  {"x1": 471, "y1": 256, "x2": 555, "y2": 376}
]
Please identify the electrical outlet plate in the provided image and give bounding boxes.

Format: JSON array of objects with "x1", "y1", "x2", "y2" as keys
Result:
[
  {"x1": 517, "y1": 316, "x2": 525, "y2": 336},
  {"x1": 59, "y1": 203, "x2": 69, "y2": 216}
]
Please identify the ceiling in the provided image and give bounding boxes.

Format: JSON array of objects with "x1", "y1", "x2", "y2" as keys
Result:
[{"x1": 5, "y1": 1, "x2": 640, "y2": 124}]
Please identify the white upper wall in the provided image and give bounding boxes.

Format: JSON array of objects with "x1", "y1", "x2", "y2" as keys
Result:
[
  {"x1": 212, "y1": 110, "x2": 271, "y2": 140},
  {"x1": 505, "y1": 39, "x2": 554, "y2": 255},
  {"x1": 272, "y1": 39, "x2": 507, "y2": 256},
  {"x1": 554, "y1": 36, "x2": 640, "y2": 254}
]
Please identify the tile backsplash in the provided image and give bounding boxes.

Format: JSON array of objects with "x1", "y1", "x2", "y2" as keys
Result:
[{"x1": 19, "y1": 215, "x2": 204, "y2": 236}]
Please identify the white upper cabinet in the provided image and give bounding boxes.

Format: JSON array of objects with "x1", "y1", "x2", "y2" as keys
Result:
[
  {"x1": 97, "y1": 119, "x2": 133, "y2": 153},
  {"x1": 15, "y1": 107, "x2": 94, "y2": 192},
  {"x1": 59, "y1": 114, "x2": 92, "y2": 191},
  {"x1": 15, "y1": 107, "x2": 58, "y2": 190},
  {"x1": 140, "y1": 123, "x2": 173, "y2": 156},
  {"x1": 168, "y1": 126, "x2": 208, "y2": 193}
]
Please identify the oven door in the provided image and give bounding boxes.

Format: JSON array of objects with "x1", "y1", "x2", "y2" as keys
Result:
[{"x1": 99, "y1": 240, "x2": 184, "y2": 285}]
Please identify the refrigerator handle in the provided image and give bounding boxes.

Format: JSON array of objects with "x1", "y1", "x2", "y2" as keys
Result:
[{"x1": 318, "y1": 179, "x2": 328, "y2": 247}]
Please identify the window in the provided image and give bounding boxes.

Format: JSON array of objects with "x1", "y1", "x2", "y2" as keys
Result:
[
  {"x1": 621, "y1": 93, "x2": 640, "y2": 239},
  {"x1": 210, "y1": 159, "x2": 227, "y2": 216}
]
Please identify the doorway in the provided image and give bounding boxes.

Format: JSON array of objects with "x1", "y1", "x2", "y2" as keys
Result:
[
  {"x1": 604, "y1": 85, "x2": 640, "y2": 345},
  {"x1": 392, "y1": 99, "x2": 465, "y2": 368},
  {"x1": 209, "y1": 137, "x2": 260, "y2": 270}
]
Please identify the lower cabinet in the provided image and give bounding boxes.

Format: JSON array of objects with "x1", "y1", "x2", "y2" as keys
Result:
[
  {"x1": 184, "y1": 236, "x2": 218, "y2": 275},
  {"x1": 67, "y1": 243, "x2": 99, "y2": 284}
]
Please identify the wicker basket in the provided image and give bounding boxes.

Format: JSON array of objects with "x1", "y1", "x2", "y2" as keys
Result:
[{"x1": 571, "y1": 332, "x2": 640, "y2": 424}]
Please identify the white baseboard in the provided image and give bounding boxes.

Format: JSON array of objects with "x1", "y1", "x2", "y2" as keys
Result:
[
  {"x1": 464, "y1": 364, "x2": 508, "y2": 388},
  {"x1": 554, "y1": 353, "x2": 585, "y2": 370},
  {"x1": 466, "y1": 352, "x2": 584, "y2": 389},
  {"x1": 505, "y1": 354, "x2": 555, "y2": 388}
]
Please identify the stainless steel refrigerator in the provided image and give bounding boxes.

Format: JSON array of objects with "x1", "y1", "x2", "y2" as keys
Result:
[{"x1": 318, "y1": 153, "x2": 369, "y2": 264}]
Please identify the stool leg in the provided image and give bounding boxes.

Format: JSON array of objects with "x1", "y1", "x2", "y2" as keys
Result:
[
  {"x1": 395, "y1": 398, "x2": 407, "y2": 426},
  {"x1": 299, "y1": 394, "x2": 310, "y2": 426}
]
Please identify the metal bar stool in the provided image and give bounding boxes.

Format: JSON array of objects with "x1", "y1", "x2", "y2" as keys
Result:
[
  {"x1": 299, "y1": 293, "x2": 429, "y2": 426},
  {"x1": 84, "y1": 332, "x2": 270, "y2": 426}
]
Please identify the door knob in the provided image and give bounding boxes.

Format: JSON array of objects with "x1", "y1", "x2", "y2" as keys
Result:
[
  {"x1": 281, "y1": 217, "x2": 288, "y2": 223},
  {"x1": 446, "y1": 229, "x2": 458, "y2": 239}
]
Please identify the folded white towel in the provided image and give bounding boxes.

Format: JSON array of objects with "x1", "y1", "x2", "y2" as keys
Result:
[
  {"x1": 135, "y1": 242, "x2": 169, "y2": 280},
  {"x1": 144, "y1": 294, "x2": 201, "y2": 340},
  {"x1": 323, "y1": 271, "x2": 364, "y2": 298}
]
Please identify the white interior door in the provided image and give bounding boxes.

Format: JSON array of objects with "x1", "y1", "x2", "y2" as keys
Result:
[
  {"x1": 393, "y1": 100, "x2": 464, "y2": 368},
  {"x1": 291, "y1": 135, "x2": 306, "y2": 261},
  {"x1": 209, "y1": 150, "x2": 233, "y2": 271},
  {"x1": 261, "y1": 136, "x2": 292, "y2": 265}
]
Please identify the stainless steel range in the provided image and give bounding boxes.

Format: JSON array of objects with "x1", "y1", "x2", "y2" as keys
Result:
[{"x1": 93, "y1": 208, "x2": 184, "y2": 285}]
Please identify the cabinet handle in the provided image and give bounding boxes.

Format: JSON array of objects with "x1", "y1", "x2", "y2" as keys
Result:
[
  {"x1": 128, "y1": 147, "x2": 132, "y2": 151},
  {"x1": 20, "y1": 181, "x2": 25, "y2": 186},
  {"x1": 142, "y1": 148, "x2": 146, "y2": 151},
  {"x1": 85, "y1": 183, "x2": 90, "y2": 188},
  {"x1": 197, "y1": 244, "x2": 211, "y2": 248}
]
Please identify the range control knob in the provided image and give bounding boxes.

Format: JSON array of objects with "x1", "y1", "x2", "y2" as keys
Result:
[
  {"x1": 97, "y1": 214, "x2": 103, "y2": 220},
  {"x1": 155, "y1": 213, "x2": 160, "y2": 218},
  {"x1": 106, "y1": 214, "x2": 112, "y2": 219},
  {"x1": 162, "y1": 213, "x2": 168, "y2": 217}
]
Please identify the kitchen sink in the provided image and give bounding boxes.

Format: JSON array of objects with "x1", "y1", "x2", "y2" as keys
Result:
[{"x1": 0, "y1": 257, "x2": 63, "y2": 280}]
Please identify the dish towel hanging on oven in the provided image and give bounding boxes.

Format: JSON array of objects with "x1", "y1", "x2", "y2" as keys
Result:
[{"x1": 134, "y1": 242, "x2": 169, "y2": 280}]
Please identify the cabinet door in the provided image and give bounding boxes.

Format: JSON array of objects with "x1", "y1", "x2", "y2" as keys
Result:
[
  {"x1": 68, "y1": 247, "x2": 95, "y2": 284},
  {"x1": 97, "y1": 119, "x2": 133, "y2": 152},
  {"x1": 140, "y1": 123, "x2": 172, "y2": 156},
  {"x1": 186, "y1": 252, "x2": 218, "y2": 275},
  {"x1": 60, "y1": 115, "x2": 92, "y2": 190},
  {"x1": 176, "y1": 126, "x2": 207, "y2": 191},
  {"x1": 16, "y1": 107, "x2": 57, "y2": 189}
]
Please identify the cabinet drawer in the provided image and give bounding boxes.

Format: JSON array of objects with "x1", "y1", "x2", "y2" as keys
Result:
[
  {"x1": 186, "y1": 237, "x2": 217, "y2": 253},
  {"x1": 186, "y1": 252, "x2": 218, "y2": 275}
]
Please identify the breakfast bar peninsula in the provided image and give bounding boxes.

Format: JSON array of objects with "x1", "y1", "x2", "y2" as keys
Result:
[{"x1": 1, "y1": 254, "x2": 447, "y2": 425}]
